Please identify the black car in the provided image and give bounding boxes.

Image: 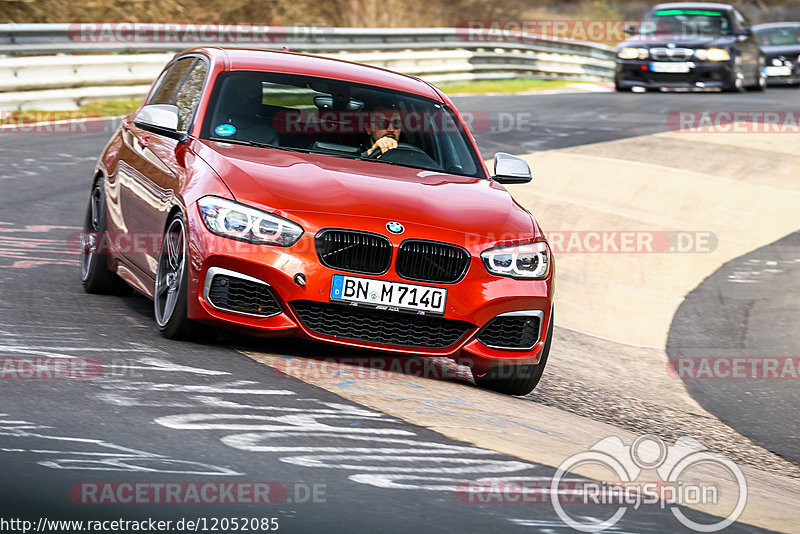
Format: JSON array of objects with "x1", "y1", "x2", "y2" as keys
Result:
[
  {"x1": 615, "y1": 2, "x2": 765, "y2": 92},
  {"x1": 753, "y1": 22, "x2": 800, "y2": 86}
]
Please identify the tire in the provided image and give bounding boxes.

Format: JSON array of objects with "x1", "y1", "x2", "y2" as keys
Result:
[
  {"x1": 614, "y1": 83, "x2": 632, "y2": 92},
  {"x1": 746, "y1": 56, "x2": 767, "y2": 92},
  {"x1": 154, "y1": 212, "x2": 198, "y2": 340},
  {"x1": 723, "y1": 57, "x2": 745, "y2": 92},
  {"x1": 474, "y1": 311, "x2": 553, "y2": 396},
  {"x1": 80, "y1": 179, "x2": 130, "y2": 295}
]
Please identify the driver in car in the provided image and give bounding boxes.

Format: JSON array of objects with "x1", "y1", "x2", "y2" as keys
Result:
[{"x1": 363, "y1": 107, "x2": 403, "y2": 157}]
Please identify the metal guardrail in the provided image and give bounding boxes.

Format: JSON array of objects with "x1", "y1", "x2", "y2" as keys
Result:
[{"x1": 0, "y1": 24, "x2": 615, "y2": 110}]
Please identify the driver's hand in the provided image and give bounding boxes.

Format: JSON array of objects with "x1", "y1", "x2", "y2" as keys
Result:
[{"x1": 369, "y1": 136, "x2": 398, "y2": 155}]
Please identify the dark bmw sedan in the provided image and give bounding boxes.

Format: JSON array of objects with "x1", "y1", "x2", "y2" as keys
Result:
[
  {"x1": 615, "y1": 2, "x2": 765, "y2": 91},
  {"x1": 753, "y1": 22, "x2": 800, "y2": 86}
]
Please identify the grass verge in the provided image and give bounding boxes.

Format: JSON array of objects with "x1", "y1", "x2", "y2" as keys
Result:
[
  {"x1": 438, "y1": 78, "x2": 577, "y2": 95},
  {"x1": 1, "y1": 99, "x2": 141, "y2": 124}
]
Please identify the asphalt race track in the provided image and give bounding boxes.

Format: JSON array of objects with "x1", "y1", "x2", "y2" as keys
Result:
[
  {"x1": 1, "y1": 87, "x2": 798, "y2": 532},
  {"x1": 668, "y1": 230, "x2": 800, "y2": 465}
]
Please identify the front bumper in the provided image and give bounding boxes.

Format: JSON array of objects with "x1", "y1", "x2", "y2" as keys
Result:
[
  {"x1": 763, "y1": 63, "x2": 800, "y2": 85},
  {"x1": 616, "y1": 59, "x2": 734, "y2": 89},
  {"x1": 184, "y1": 206, "x2": 554, "y2": 368}
]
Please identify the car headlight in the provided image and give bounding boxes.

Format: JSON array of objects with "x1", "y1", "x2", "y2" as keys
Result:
[
  {"x1": 481, "y1": 242, "x2": 550, "y2": 279},
  {"x1": 695, "y1": 48, "x2": 730, "y2": 61},
  {"x1": 197, "y1": 196, "x2": 303, "y2": 246},
  {"x1": 618, "y1": 47, "x2": 649, "y2": 60}
]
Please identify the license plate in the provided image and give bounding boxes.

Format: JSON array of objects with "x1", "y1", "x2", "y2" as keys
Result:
[
  {"x1": 650, "y1": 62, "x2": 690, "y2": 73},
  {"x1": 330, "y1": 274, "x2": 446, "y2": 316},
  {"x1": 765, "y1": 66, "x2": 792, "y2": 77}
]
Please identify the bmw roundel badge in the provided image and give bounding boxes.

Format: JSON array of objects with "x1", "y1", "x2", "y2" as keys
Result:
[{"x1": 386, "y1": 221, "x2": 404, "y2": 234}]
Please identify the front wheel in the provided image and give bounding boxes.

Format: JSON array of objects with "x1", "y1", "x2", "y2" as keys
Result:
[
  {"x1": 723, "y1": 57, "x2": 745, "y2": 92},
  {"x1": 473, "y1": 312, "x2": 553, "y2": 396},
  {"x1": 746, "y1": 55, "x2": 767, "y2": 91},
  {"x1": 154, "y1": 213, "x2": 197, "y2": 340}
]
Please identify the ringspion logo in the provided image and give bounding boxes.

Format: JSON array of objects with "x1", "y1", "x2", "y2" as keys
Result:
[
  {"x1": 458, "y1": 435, "x2": 748, "y2": 532},
  {"x1": 550, "y1": 435, "x2": 747, "y2": 532}
]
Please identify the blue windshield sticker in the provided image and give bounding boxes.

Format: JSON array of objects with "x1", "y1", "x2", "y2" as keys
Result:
[{"x1": 215, "y1": 124, "x2": 237, "y2": 137}]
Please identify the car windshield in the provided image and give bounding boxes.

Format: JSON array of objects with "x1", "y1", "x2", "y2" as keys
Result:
[
  {"x1": 642, "y1": 9, "x2": 732, "y2": 37},
  {"x1": 200, "y1": 71, "x2": 484, "y2": 178},
  {"x1": 754, "y1": 26, "x2": 800, "y2": 46}
]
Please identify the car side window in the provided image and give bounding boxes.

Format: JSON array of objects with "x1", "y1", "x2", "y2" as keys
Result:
[
  {"x1": 733, "y1": 9, "x2": 748, "y2": 29},
  {"x1": 145, "y1": 69, "x2": 170, "y2": 106},
  {"x1": 174, "y1": 61, "x2": 208, "y2": 131},
  {"x1": 149, "y1": 58, "x2": 195, "y2": 107}
]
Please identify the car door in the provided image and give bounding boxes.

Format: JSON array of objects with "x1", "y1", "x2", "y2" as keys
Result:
[{"x1": 116, "y1": 57, "x2": 208, "y2": 278}]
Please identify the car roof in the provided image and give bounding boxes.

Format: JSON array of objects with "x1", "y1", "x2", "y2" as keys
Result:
[
  {"x1": 650, "y1": 3, "x2": 736, "y2": 11},
  {"x1": 187, "y1": 47, "x2": 442, "y2": 101}
]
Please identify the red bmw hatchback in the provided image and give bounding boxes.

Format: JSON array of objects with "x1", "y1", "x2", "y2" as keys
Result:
[{"x1": 81, "y1": 47, "x2": 554, "y2": 395}]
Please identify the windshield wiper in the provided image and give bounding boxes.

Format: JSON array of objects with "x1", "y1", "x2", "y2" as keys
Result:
[
  {"x1": 207, "y1": 137, "x2": 313, "y2": 154},
  {"x1": 246, "y1": 140, "x2": 313, "y2": 153}
]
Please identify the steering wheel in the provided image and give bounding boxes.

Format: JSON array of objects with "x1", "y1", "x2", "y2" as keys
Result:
[
  {"x1": 366, "y1": 143, "x2": 440, "y2": 170},
  {"x1": 366, "y1": 142, "x2": 418, "y2": 158}
]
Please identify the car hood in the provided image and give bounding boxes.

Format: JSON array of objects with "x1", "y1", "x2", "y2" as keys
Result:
[
  {"x1": 761, "y1": 44, "x2": 800, "y2": 57},
  {"x1": 620, "y1": 32, "x2": 734, "y2": 50},
  {"x1": 194, "y1": 141, "x2": 536, "y2": 243}
]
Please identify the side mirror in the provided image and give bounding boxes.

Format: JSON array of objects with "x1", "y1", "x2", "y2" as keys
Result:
[
  {"x1": 492, "y1": 152, "x2": 532, "y2": 184},
  {"x1": 736, "y1": 28, "x2": 752, "y2": 37},
  {"x1": 624, "y1": 25, "x2": 638, "y2": 35},
  {"x1": 133, "y1": 104, "x2": 187, "y2": 142}
]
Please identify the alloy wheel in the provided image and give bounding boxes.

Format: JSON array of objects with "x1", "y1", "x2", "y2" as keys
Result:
[
  {"x1": 80, "y1": 186, "x2": 102, "y2": 281},
  {"x1": 154, "y1": 217, "x2": 187, "y2": 327}
]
